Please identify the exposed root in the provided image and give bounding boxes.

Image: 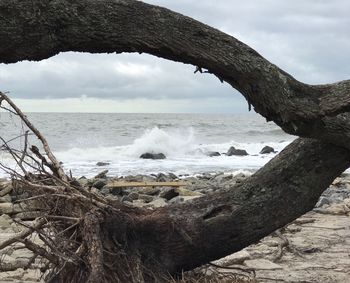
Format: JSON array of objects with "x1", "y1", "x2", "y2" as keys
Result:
[{"x1": 272, "y1": 229, "x2": 304, "y2": 262}]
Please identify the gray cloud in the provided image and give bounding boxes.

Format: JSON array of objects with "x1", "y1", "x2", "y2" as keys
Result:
[{"x1": 0, "y1": 0, "x2": 349, "y2": 112}]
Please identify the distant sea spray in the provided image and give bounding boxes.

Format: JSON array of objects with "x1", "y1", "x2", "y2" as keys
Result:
[{"x1": 0, "y1": 113, "x2": 294, "y2": 178}]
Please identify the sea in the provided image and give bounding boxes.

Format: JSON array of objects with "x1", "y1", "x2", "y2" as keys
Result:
[{"x1": 0, "y1": 112, "x2": 294, "y2": 178}]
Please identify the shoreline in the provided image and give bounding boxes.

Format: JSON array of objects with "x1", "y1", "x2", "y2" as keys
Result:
[{"x1": 1, "y1": 172, "x2": 350, "y2": 282}]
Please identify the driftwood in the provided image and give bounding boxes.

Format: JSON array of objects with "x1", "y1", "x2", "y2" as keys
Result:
[{"x1": 0, "y1": 1, "x2": 350, "y2": 282}]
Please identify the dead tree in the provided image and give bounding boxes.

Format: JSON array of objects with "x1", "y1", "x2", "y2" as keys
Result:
[{"x1": 1, "y1": 0, "x2": 350, "y2": 282}]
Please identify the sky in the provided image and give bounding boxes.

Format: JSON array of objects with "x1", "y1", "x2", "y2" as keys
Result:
[{"x1": 0, "y1": 0, "x2": 349, "y2": 113}]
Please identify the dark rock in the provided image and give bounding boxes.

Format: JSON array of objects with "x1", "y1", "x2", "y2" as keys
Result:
[
  {"x1": 94, "y1": 170, "x2": 108, "y2": 179},
  {"x1": 138, "y1": 194, "x2": 154, "y2": 203},
  {"x1": 315, "y1": 196, "x2": 330, "y2": 208},
  {"x1": 207, "y1": 151, "x2": 221, "y2": 157},
  {"x1": 128, "y1": 192, "x2": 139, "y2": 200},
  {"x1": 260, "y1": 146, "x2": 275, "y2": 154},
  {"x1": 110, "y1": 187, "x2": 123, "y2": 196},
  {"x1": 227, "y1": 146, "x2": 248, "y2": 156},
  {"x1": 69, "y1": 179, "x2": 81, "y2": 187},
  {"x1": 140, "y1": 152, "x2": 166, "y2": 159},
  {"x1": 121, "y1": 195, "x2": 133, "y2": 203},
  {"x1": 96, "y1": 162, "x2": 110, "y2": 166},
  {"x1": 138, "y1": 187, "x2": 160, "y2": 196},
  {"x1": 92, "y1": 179, "x2": 107, "y2": 190},
  {"x1": 100, "y1": 187, "x2": 110, "y2": 195},
  {"x1": 156, "y1": 173, "x2": 169, "y2": 182},
  {"x1": 159, "y1": 187, "x2": 179, "y2": 200},
  {"x1": 168, "y1": 173, "x2": 178, "y2": 180}
]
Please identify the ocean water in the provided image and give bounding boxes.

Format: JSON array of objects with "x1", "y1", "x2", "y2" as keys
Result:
[{"x1": 0, "y1": 112, "x2": 294, "y2": 178}]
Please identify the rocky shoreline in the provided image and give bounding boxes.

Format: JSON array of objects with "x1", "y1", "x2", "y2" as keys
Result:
[{"x1": 1, "y1": 172, "x2": 350, "y2": 282}]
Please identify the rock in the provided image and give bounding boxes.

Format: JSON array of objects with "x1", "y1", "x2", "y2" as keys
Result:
[
  {"x1": 175, "y1": 187, "x2": 203, "y2": 197},
  {"x1": 315, "y1": 196, "x2": 330, "y2": 208},
  {"x1": 207, "y1": 151, "x2": 221, "y2": 157},
  {"x1": 92, "y1": 179, "x2": 107, "y2": 190},
  {"x1": 94, "y1": 170, "x2": 108, "y2": 179},
  {"x1": 0, "y1": 194, "x2": 11, "y2": 203},
  {"x1": 227, "y1": 146, "x2": 248, "y2": 156},
  {"x1": 0, "y1": 203, "x2": 25, "y2": 214},
  {"x1": 14, "y1": 211, "x2": 42, "y2": 220},
  {"x1": 138, "y1": 194, "x2": 154, "y2": 203},
  {"x1": 168, "y1": 173, "x2": 178, "y2": 180},
  {"x1": 78, "y1": 176, "x2": 89, "y2": 187},
  {"x1": 140, "y1": 152, "x2": 166, "y2": 159},
  {"x1": 244, "y1": 259, "x2": 283, "y2": 270},
  {"x1": 215, "y1": 250, "x2": 251, "y2": 265},
  {"x1": 148, "y1": 198, "x2": 167, "y2": 208},
  {"x1": 182, "y1": 195, "x2": 202, "y2": 201},
  {"x1": 260, "y1": 145, "x2": 275, "y2": 154},
  {"x1": 109, "y1": 186, "x2": 122, "y2": 196},
  {"x1": 96, "y1": 161, "x2": 110, "y2": 166},
  {"x1": 138, "y1": 187, "x2": 160, "y2": 196},
  {"x1": 128, "y1": 192, "x2": 139, "y2": 200},
  {"x1": 0, "y1": 214, "x2": 13, "y2": 229},
  {"x1": 168, "y1": 196, "x2": 185, "y2": 204},
  {"x1": 22, "y1": 269, "x2": 40, "y2": 282},
  {"x1": 156, "y1": 173, "x2": 170, "y2": 182},
  {"x1": 326, "y1": 203, "x2": 350, "y2": 215},
  {"x1": 343, "y1": 198, "x2": 350, "y2": 208},
  {"x1": 121, "y1": 195, "x2": 133, "y2": 203},
  {"x1": 100, "y1": 187, "x2": 110, "y2": 195},
  {"x1": 159, "y1": 187, "x2": 179, "y2": 200}
]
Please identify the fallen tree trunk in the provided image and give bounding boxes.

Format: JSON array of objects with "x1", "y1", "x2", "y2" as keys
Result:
[{"x1": 1, "y1": 0, "x2": 350, "y2": 282}]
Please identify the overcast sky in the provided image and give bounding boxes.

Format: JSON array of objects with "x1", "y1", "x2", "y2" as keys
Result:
[{"x1": 0, "y1": 0, "x2": 349, "y2": 113}]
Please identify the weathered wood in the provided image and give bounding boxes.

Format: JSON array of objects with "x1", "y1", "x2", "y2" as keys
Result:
[{"x1": 106, "y1": 181, "x2": 186, "y2": 188}]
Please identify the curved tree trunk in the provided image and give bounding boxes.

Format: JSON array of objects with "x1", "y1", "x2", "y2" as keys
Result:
[{"x1": 1, "y1": 0, "x2": 350, "y2": 282}]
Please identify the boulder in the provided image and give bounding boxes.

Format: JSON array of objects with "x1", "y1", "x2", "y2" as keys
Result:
[
  {"x1": 227, "y1": 146, "x2": 248, "y2": 156},
  {"x1": 109, "y1": 187, "x2": 122, "y2": 196},
  {"x1": 92, "y1": 179, "x2": 107, "y2": 190},
  {"x1": 94, "y1": 170, "x2": 108, "y2": 179},
  {"x1": 148, "y1": 198, "x2": 167, "y2": 208},
  {"x1": 260, "y1": 145, "x2": 275, "y2": 154},
  {"x1": 140, "y1": 153, "x2": 166, "y2": 159},
  {"x1": 138, "y1": 194, "x2": 154, "y2": 203},
  {"x1": 156, "y1": 173, "x2": 170, "y2": 182},
  {"x1": 206, "y1": 151, "x2": 221, "y2": 157},
  {"x1": 175, "y1": 187, "x2": 203, "y2": 197},
  {"x1": 96, "y1": 161, "x2": 110, "y2": 166},
  {"x1": 138, "y1": 187, "x2": 160, "y2": 196},
  {"x1": 128, "y1": 192, "x2": 139, "y2": 200},
  {"x1": 159, "y1": 187, "x2": 179, "y2": 200}
]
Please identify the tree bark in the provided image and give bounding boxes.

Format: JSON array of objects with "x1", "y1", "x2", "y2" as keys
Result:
[
  {"x1": 1, "y1": 0, "x2": 350, "y2": 148},
  {"x1": 110, "y1": 138, "x2": 350, "y2": 275},
  {"x1": 1, "y1": 0, "x2": 350, "y2": 281}
]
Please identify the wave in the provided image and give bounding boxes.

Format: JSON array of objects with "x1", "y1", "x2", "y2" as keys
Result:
[
  {"x1": 0, "y1": 127, "x2": 295, "y2": 178},
  {"x1": 124, "y1": 127, "x2": 197, "y2": 157}
]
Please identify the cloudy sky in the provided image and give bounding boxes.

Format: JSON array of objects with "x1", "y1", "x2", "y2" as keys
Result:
[{"x1": 0, "y1": 0, "x2": 349, "y2": 113}]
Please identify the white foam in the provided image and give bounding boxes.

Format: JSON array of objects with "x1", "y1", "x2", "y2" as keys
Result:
[
  {"x1": 124, "y1": 127, "x2": 197, "y2": 157},
  {"x1": 0, "y1": 127, "x2": 295, "y2": 178}
]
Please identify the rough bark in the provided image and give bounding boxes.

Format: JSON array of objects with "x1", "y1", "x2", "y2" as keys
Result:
[
  {"x1": 0, "y1": 0, "x2": 350, "y2": 148},
  {"x1": 113, "y1": 138, "x2": 350, "y2": 274},
  {"x1": 1, "y1": 0, "x2": 350, "y2": 281}
]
